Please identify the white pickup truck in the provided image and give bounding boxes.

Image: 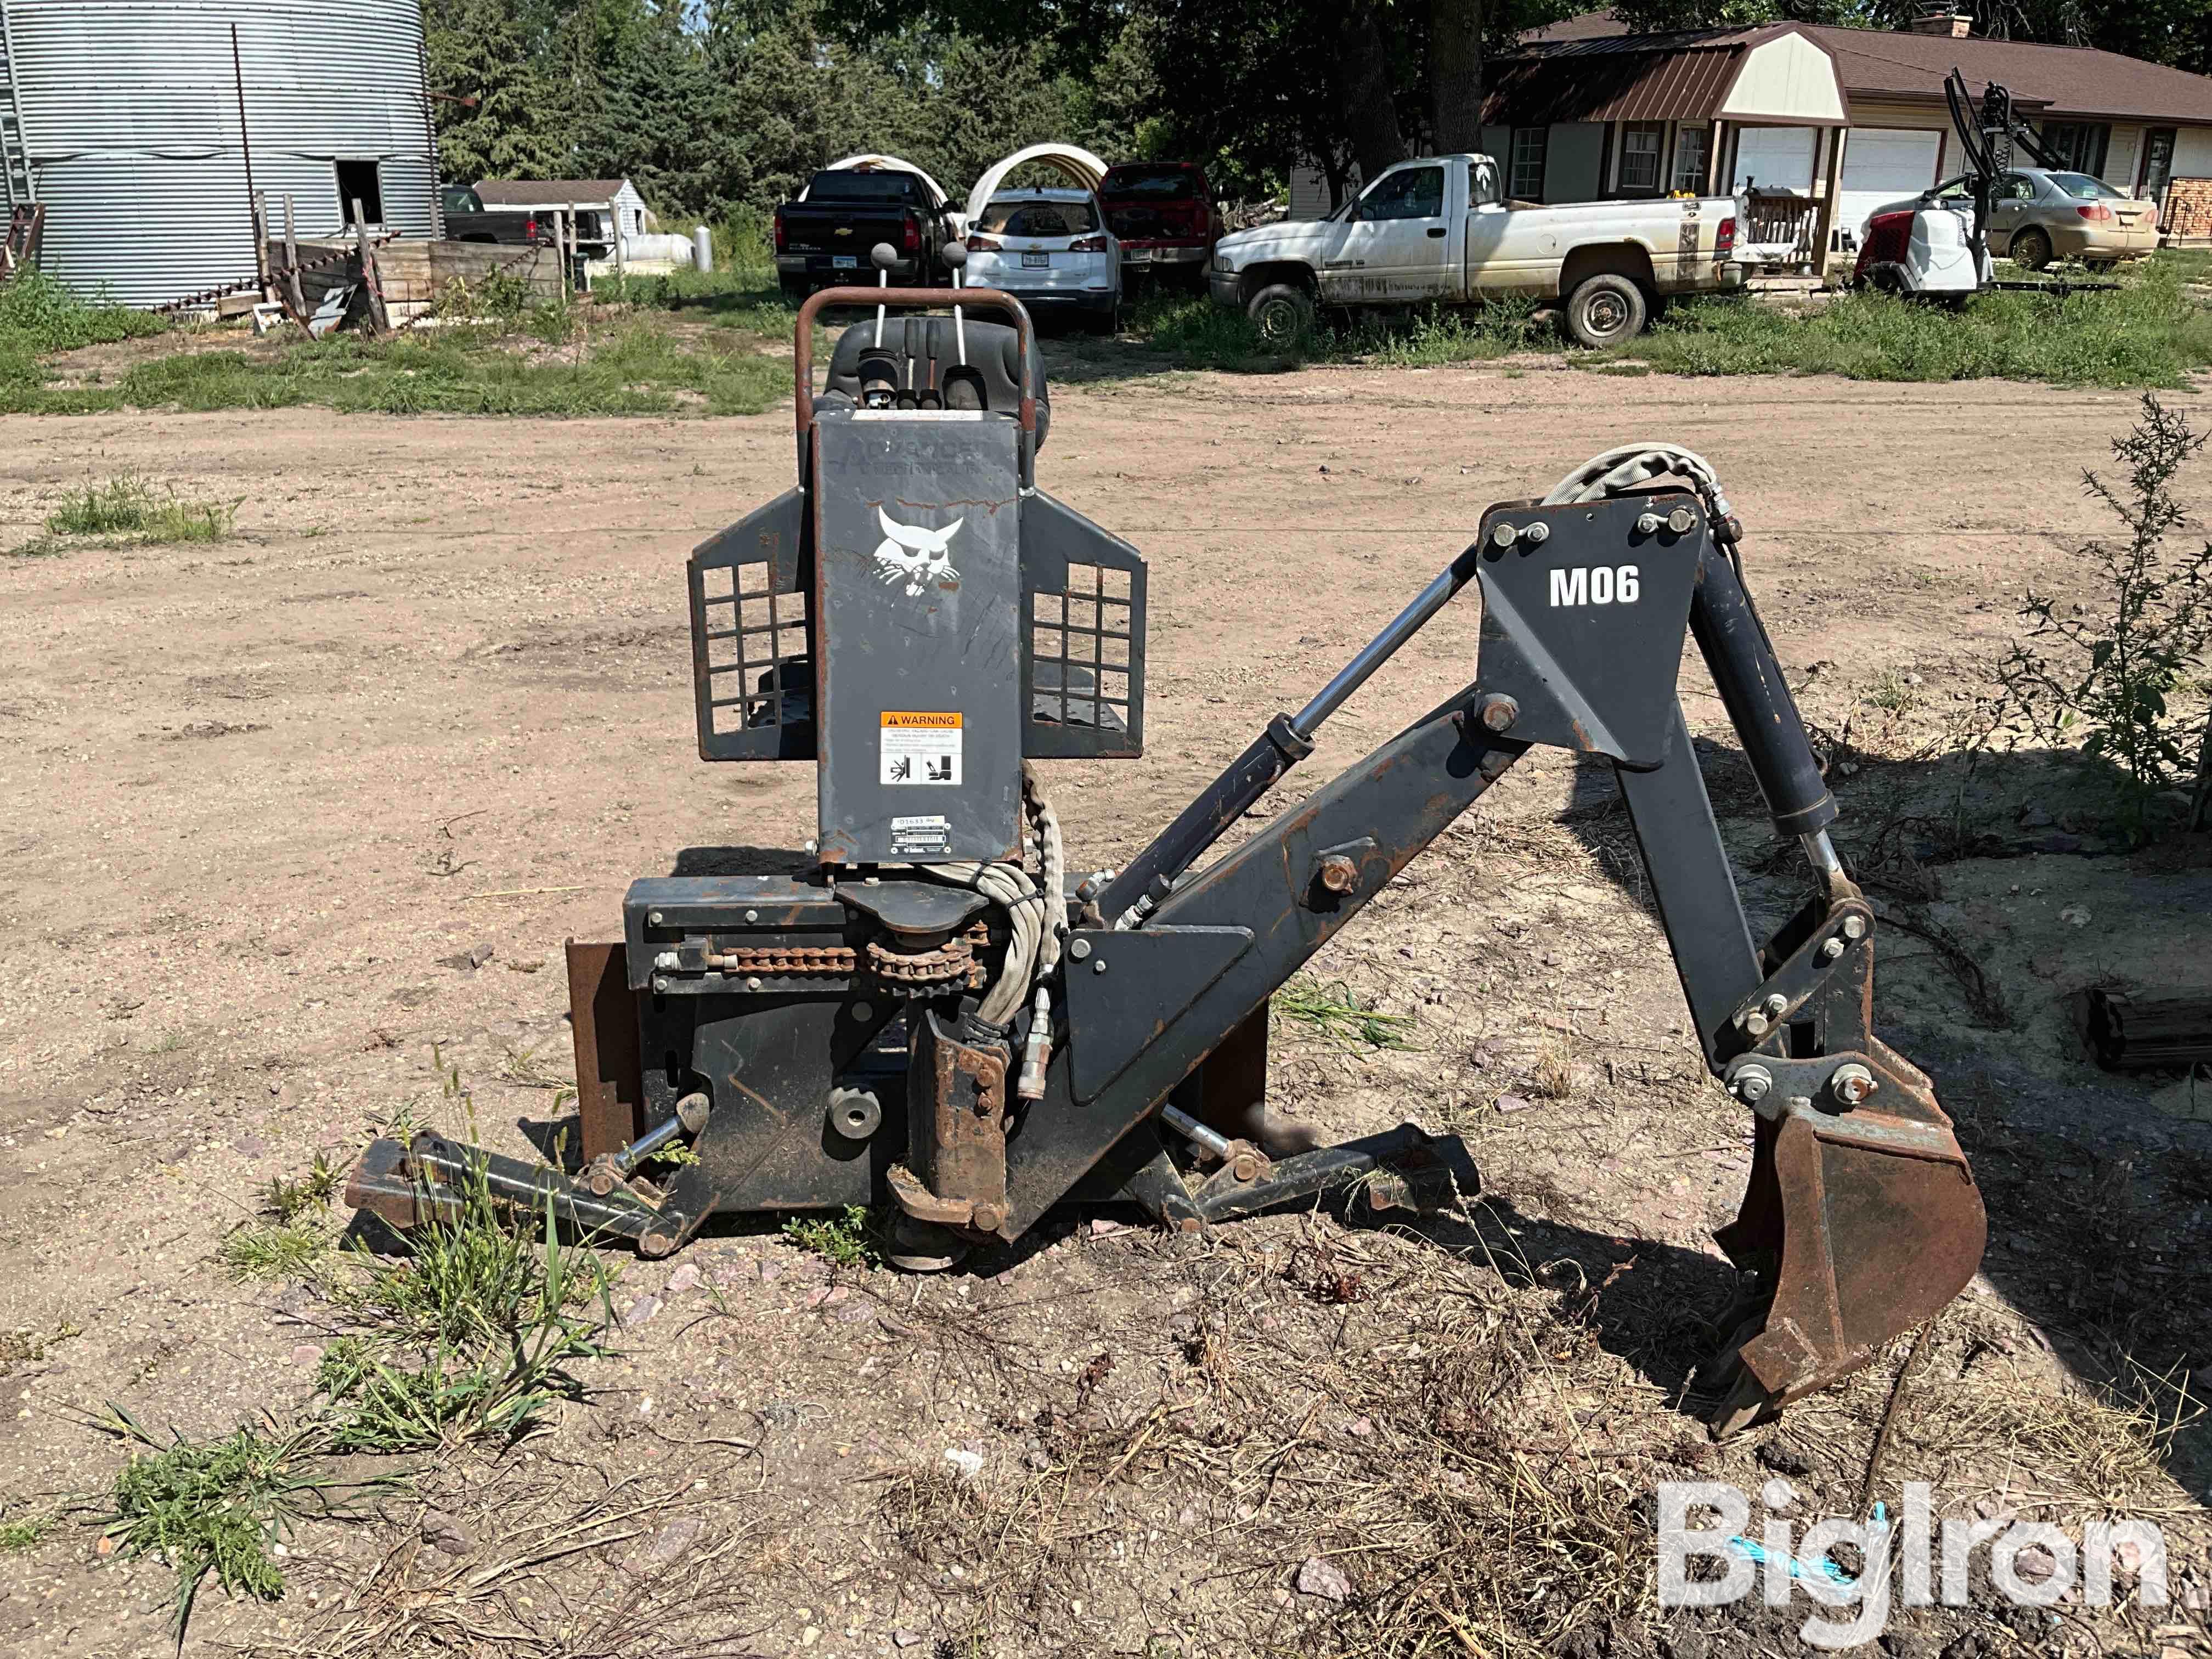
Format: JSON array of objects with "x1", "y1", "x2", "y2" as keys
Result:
[{"x1": 1208, "y1": 154, "x2": 1747, "y2": 347}]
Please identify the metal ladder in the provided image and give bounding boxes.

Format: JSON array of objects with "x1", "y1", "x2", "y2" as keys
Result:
[{"x1": 0, "y1": 2, "x2": 33, "y2": 212}]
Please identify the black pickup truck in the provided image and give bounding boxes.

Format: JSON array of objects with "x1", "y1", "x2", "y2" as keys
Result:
[
  {"x1": 440, "y1": 184, "x2": 543, "y2": 246},
  {"x1": 773, "y1": 169, "x2": 960, "y2": 298}
]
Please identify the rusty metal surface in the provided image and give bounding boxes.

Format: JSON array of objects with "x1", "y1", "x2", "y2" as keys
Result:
[
  {"x1": 898, "y1": 1010, "x2": 1011, "y2": 1236},
  {"x1": 566, "y1": 939, "x2": 644, "y2": 1163}
]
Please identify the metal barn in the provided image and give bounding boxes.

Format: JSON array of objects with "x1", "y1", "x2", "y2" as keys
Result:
[{"x1": 0, "y1": 0, "x2": 438, "y2": 307}]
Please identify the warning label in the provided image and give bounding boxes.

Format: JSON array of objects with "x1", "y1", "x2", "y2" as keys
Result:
[{"x1": 881, "y1": 711, "x2": 963, "y2": 786}]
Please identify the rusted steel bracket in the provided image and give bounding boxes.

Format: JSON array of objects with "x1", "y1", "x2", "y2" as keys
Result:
[{"x1": 346, "y1": 1133, "x2": 672, "y2": 1246}]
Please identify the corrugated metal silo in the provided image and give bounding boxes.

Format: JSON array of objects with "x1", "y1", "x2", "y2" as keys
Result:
[{"x1": 1, "y1": 0, "x2": 438, "y2": 307}]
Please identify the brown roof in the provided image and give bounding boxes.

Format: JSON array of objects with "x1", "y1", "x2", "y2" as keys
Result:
[
  {"x1": 1799, "y1": 25, "x2": 2212, "y2": 122},
  {"x1": 1482, "y1": 38, "x2": 1762, "y2": 126},
  {"x1": 1515, "y1": 11, "x2": 2212, "y2": 125},
  {"x1": 473, "y1": 179, "x2": 634, "y2": 206}
]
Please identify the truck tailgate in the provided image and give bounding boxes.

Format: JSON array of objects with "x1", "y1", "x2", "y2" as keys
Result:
[{"x1": 782, "y1": 206, "x2": 911, "y2": 258}]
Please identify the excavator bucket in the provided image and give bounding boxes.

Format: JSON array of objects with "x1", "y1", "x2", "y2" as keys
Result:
[{"x1": 1705, "y1": 1035, "x2": 1987, "y2": 1436}]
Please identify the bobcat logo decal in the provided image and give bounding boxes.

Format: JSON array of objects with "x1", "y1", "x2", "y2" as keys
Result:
[{"x1": 871, "y1": 509, "x2": 964, "y2": 597}]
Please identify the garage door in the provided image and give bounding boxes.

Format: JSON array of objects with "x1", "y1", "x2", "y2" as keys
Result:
[
  {"x1": 1731, "y1": 126, "x2": 1816, "y2": 194},
  {"x1": 1838, "y1": 128, "x2": 1943, "y2": 240}
]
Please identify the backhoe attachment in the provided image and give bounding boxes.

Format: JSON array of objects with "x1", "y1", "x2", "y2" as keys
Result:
[{"x1": 343, "y1": 280, "x2": 1982, "y2": 1438}]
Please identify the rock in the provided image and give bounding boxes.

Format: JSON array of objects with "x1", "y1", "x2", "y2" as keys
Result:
[
  {"x1": 2057, "y1": 905, "x2": 2091, "y2": 928},
  {"x1": 290, "y1": 1342, "x2": 324, "y2": 1367},
  {"x1": 230, "y1": 1135, "x2": 270, "y2": 1158},
  {"x1": 709, "y1": 1260, "x2": 752, "y2": 1288},
  {"x1": 1089, "y1": 1218, "x2": 1130, "y2": 1237},
  {"x1": 2016, "y1": 804, "x2": 2055, "y2": 830},
  {"x1": 1754, "y1": 1440, "x2": 1812, "y2": 1479},
  {"x1": 1295, "y1": 1556, "x2": 1352, "y2": 1602},
  {"x1": 893, "y1": 1632, "x2": 924, "y2": 1649},
  {"x1": 943, "y1": 1448, "x2": 985, "y2": 1479},
  {"x1": 804, "y1": 1285, "x2": 848, "y2": 1311},
  {"x1": 620, "y1": 1294, "x2": 662, "y2": 1328},
  {"x1": 757, "y1": 1260, "x2": 783, "y2": 1284},
  {"x1": 420, "y1": 1511, "x2": 473, "y2": 1556},
  {"x1": 2011, "y1": 1543, "x2": 2057, "y2": 1583},
  {"x1": 625, "y1": 1516, "x2": 702, "y2": 1572},
  {"x1": 1344, "y1": 1417, "x2": 1374, "y2": 1438},
  {"x1": 1495, "y1": 1093, "x2": 1533, "y2": 1114},
  {"x1": 663, "y1": 1263, "x2": 703, "y2": 1295},
  {"x1": 436, "y1": 944, "x2": 496, "y2": 971}
]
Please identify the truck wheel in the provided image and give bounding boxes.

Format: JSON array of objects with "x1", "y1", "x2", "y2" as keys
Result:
[
  {"x1": 1563, "y1": 274, "x2": 1647, "y2": 347},
  {"x1": 1246, "y1": 283, "x2": 1313, "y2": 346},
  {"x1": 2011, "y1": 228, "x2": 2053, "y2": 272},
  {"x1": 779, "y1": 274, "x2": 810, "y2": 303}
]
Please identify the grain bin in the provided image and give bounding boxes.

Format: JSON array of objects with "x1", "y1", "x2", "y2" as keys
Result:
[{"x1": 0, "y1": 0, "x2": 438, "y2": 307}]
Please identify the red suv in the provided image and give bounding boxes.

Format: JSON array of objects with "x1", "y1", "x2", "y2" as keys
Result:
[{"x1": 1097, "y1": 162, "x2": 1224, "y2": 291}]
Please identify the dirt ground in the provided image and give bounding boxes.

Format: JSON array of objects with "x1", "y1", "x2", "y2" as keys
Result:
[{"x1": 2, "y1": 356, "x2": 2210, "y2": 1659}]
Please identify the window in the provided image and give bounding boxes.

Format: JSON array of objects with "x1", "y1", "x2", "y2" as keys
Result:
[
  {"x1": 1468, "y1": 157, "x2": 1503, "y2": 207},
  {"x1": 334, "y1": 159, "x2": 383, "y2": 225},
  {"x1": 1998, "y1": 173, "x2": 2038, "y2": 201},
  {"x1": 978, "y1": 196, "x2": 1099, "y2": 236},
  {"x1": 1672, "y1": 126, "x2": 1709, "y2": 194},
  {"x1": 1620, "y1": 123, "x2": 1665, "y2": 194},
  {"x1": 1358, "y1": 164, "x2": 1446, "y2": 221},
  {"x1": 1510, "y1": 128, "x2": 1548, "y2": 201},
  {"x1": 2039, "y1": 121, "x2": 2109, "y2": 178},
  {"x1": 2048, "y1": 171, "x2": 2123, "y2": 200}
]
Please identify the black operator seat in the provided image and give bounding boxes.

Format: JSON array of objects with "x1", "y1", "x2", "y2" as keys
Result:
[{"x1": 819, "y1": 314, "x2": 1051, "y2": 451}]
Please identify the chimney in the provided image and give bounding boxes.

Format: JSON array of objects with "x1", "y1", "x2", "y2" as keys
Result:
[{"x1": 1909, "y1": 5, "x2": 1973, "y2": 36}]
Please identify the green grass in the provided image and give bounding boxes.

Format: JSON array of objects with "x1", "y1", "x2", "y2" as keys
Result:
[
  {"x1": 0, "y1": 267, "x2": 166, "y2": 355},
  {"x1": 1274, "y1": 978, "x2": 1420, "y2": 1052},
  {"x1": 44, "y1": 473, "x2": 237, "y2": 543},
  {"x1": 1125, "y1": 290, "x2": 1543, "y2": 374},
  {"x1": 0, "y1": 1513, "x2": 56, "y2": 1550},
  {"x1": 782, "y1": 1205, "x2": 879, "y2": 1269},
  {"x1": 262, "y1": 1152, "x2": 343, "y2": 1223},
  {"x1": 215, "y1": 1220, "x2": 330, "y2": 1283},
  {"x1": 1589, "y1": 256, "x2": 2212, "y2": 389},
  {"x1": 317, "y1": 1163, "x2": 613, "y2": 1452},
  {"x1": 93, "y1": 1408, "x2": 379, "y2": 1644}
]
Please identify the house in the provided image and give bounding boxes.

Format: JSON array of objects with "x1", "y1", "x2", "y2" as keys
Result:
[
  {"x1": 474, "y1": 178, "x2": 651, "y2": 249},
  {"x1": 1480, "y1": 6, "x2": 2212, "y2": 262}
]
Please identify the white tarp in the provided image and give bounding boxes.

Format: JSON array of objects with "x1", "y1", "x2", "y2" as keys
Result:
[
  {"x1": 805, "y1": 154, "x2": 956, "y2": 210},
  {"x1": 963, "y1": 144, "x2": 1110, "y2": 225}
]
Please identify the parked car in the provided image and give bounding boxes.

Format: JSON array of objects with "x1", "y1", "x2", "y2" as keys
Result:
[
  {"x1": 439, "y1": 184, "x2": 541, "y2": 246},
  {"x1": 1876, "y1": 168, "x2": 2157, "y2": 271},
  {"x1": 963, "y1": 188, "x2": 1121, "y2": 333},
  {"x1": 1097, "y1": 162, "x2": 1223, "y2": 290},
  {"x1": 774, "y1": 168, "x2": 961, "y2": 299},
  {"x1": 1207, "y1": 154, "x2": 1746, "y2": 347}
]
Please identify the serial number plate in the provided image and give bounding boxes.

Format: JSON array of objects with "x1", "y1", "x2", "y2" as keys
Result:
[{"x1": 1022, "y1": 252, "x2": 1049, "y2": 268}]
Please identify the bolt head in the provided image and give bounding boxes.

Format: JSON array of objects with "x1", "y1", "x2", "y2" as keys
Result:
[
  {"x1": 745, "y1": 975, "x2": 763, "y2": 991},
  {"x1": 1477, "y1": 693, "x2": 1520, "y2": 733},
  {"x1": 1667, "y1": 505, "x2": 1697, "y2": 534},
  {"x1": 1231, "y1": 1153, "x2": 1262, "y2": 1182},
  {"x1": 1523, "y1": 520, "x2": 1550, "y2": 544},
  {"x1": 1490, "y1": 521, "x2": 1518, "y2": 548},
  {"x1": 1318, "y1": 854, "x2": 1359, "y2": 894},
  {"x1": 1068, "y1": 937, "x2": 1091, "y2": 961},
  {"x1": 1820, "y1": 936, "x2": 1844, "y2": 960},
  {"x1": 1744, "y1": 1012, "x2": 1770, "y2": 1037},
  {"x1": 1830, "y1": 1063, "x2": 1877, "y2": 1106},
  {"x1": 1092, "y1": 958, "x2": 1108, "y2": 974},
  {"x1": 1635, "y1": 512, "x2": 1662, "y2": 535},
  {"x1": 1842, "y1": 914, "x2": 1867, "y2": 940},
  {"x1": 652, "y1": 975, "x2": 669, "y2": 993},
  {"x1": 745, "y1": 908, "x2": 759, "y2": 923},
  {"x1": 1734, "y1": 1064, "x2": 1774, "y2": 1103},
  {"x1": 1762, "y1": 993, "x2": 1787, "y2": 1017},
  {"x1": 647, "y1": 910, "x2": 664, "y2": 926}
]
